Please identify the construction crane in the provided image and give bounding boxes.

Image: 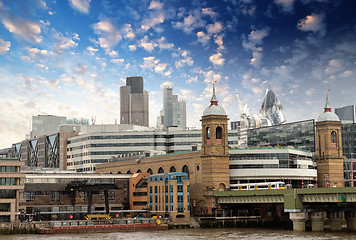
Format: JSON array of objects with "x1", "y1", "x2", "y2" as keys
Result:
[{"x1": 235, "y1": 89, "x2": 249, "y2": 119}]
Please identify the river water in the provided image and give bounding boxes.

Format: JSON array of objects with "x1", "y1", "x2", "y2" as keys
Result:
[{"x1": 2, "y1": 228, "x2": 356, "y2": 240}]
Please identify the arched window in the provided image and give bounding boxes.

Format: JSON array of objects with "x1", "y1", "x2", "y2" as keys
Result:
[
  {"x1": 127, "y1": 170, "x2": 131, "y2": 174},
  {"x1": 216, "y1": 126, "x2": 222, "y2": 139},
  {"x1": 147, "y1": 168, "x2": 153, "y2": 175},
  {"x1": 137, "y1": 169, "x2": 141, "y2": 173},
  {"x1": 206, "y1": 127, "x2": 210, "y2": 139},
  {"x1": 169, "y1": 166, "x2": 176, "y2": 172},
  {"x1": 158, "y1": 167, "x2": 164, "y2": 174},
  {"x1": 182, "y1": 165, "x2": 189, "y2": 179},
  {"x1": 331, "y1": 131, "x2": 337, "y2": 147},
  {"x1": 216, "y1": 126, "x2": 223, "y2": 144},
  {"x1": 118, "y1": 171, "x2": 121, "y2": 174}
]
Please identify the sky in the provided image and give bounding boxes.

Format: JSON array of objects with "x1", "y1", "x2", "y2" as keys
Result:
[{"x1": 0, "y1": 0, "x2": 355, "y2": 149}]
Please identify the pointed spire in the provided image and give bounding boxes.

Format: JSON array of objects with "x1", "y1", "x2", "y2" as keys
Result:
[
  {"x1": 210, "y1": 81, "x2": 218, "y2": 105},
  {"x1": 324, "y1": 89, "x2": 331, "y2": 112}
]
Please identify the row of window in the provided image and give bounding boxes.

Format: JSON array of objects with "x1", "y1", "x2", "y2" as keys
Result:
[{"x1": 68, "y1": 133, "x2": 203, "y2": 145}]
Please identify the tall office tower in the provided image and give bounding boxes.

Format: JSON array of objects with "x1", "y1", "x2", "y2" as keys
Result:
[
  {"x1": 162, "y1": 86, "x2": 186, "y2": 129},
  {"x1": 335, "y1": 105, "x2": 356, "y2": 123},
  {"x1": 260, "y1": 89, "x2": 286, "y2": 125},
  {"x1": 120, "y1": 76, "x2": 149, "y2": 127}
]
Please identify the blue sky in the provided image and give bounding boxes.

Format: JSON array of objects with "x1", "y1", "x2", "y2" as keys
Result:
[{"x1": 0, "y1": 0, "x2": 355, "y2": 148}]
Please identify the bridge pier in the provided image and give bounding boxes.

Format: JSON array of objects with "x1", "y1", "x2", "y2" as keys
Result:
[
  {"x1": 329, "y1": 211, "x2": 343, "y2": 231},
  {"x1": 289, "y1": 212, "x2": 308, "y2": 231},
  {"x1": 346, "y1": 211, "x2": 356, "y2": 231},
  {"x1": 310, "y1": 212, "x2": 325, "y2": 231}
]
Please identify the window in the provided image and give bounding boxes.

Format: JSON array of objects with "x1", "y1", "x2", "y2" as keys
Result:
[
  {"x1": 331, "y1": 131, "x2": 337, "y2": 147},
  {"x1": 158, "y1": 167, "x2": 164, "y2": 174},
  {"x1": 206, "y1": 127, "x2": 210, "y2": 139},
  {"x1": 169, "y1": 166, "x2": 176, "y2": 172},
  {"x1": 216, "y1": 126, "x2": 222, "y2": 139}
]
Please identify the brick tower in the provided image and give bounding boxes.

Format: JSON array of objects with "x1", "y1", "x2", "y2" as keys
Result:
[
  {"x1": 316, "y1": 91, "x2": 344, "y2": 187},
  {"x1": 200, "y1": 85, "x2": 230, "y2": 192}
]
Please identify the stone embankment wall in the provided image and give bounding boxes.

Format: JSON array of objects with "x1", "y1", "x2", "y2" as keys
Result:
[{"x1": 0, "y1": 222, "x2": 37, "y2": 235}]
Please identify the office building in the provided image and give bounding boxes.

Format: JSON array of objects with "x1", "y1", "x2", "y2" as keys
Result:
[
  {"x1": 148, "y1": 172, "x2": 190, "y2": 224},
  {"x1": 0, "y1": 158, "x2": 25, "y2": 222},
  {"x1": 161, "y1": 86, "x2": 186, "y2": 129},
  {"x1": 30, "y1": 115, "x2": 89, "y2": 139},
  {"x1": 247, "y1": 119, "x2": 316, "y2": 152},
  {"x1": 229, "y1": 148, "x2": 316, "y2": 188},
  {"x1": 120, "y1": 76, "x2": 149, "y2": 127},
  {"x1": 335, "y1": 105, "x2": 356, "y2": 123},
  {"x1": 129, "y1": 172, "x2": 150, "y2": 212}
]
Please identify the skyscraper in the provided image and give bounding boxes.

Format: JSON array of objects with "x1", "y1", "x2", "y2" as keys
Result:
[
  {"x1": 161, "y1": 85, "x2": 186, "y2": 129},
  {"x1": 120, "y1": 76, "x2": 149, "y2": 127}
]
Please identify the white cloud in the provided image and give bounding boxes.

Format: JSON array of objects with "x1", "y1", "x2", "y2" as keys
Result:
[
  {"x1": 141, "y1": 12, "x2": 165, "y2": 31},
  {"x1": 203, "y1": 70, "x2": 222, "y2": 84},
  {"x1": 173, "y1": 10, "x2": 206, "y2": 34},
  {"x1": 209, "y1": 52, "x2": 225, "y2": 66},
  {"x1": 148, "y1": 0, "x2": 163, "y2": 10},
  {"x1": 175, "y1": 49, "x2": 193, "y2": 68},
  {"x1": 2, "y1": 16, "x2": 42, "y2": 43},
  {"x1": 87, "y1": 46, "x2": 98, "y2": 55},
  {"x1": 129, "y1": 45, "x2": 137, "y2": 51},
  {"x1": 186, "y1": 76, "x2": 198, "y2": 84},
  {"x1": 242, "y1": 28, "x2": 270, "y2": 67},
  {"x1": 197, "y1": 31, "x2": 210, "y2": 45},
  {"x1": 93, "y1": 20, "x2": 122, "y2": 51},
  {"x1": 297, "y1": 13, "x2": 326, "y2": 36},
  {"x1": 202, "y1": 8, "x2": 217, "y2": 18},
  {"x1": 53, "y1": 33, "x2": 79, "y2": 53},
  {"x1": 207, "y1": 22, "x2": 223, "y2": 34},
  {"x1": 139, "y1": 36, "x2": 173, "y2": 52},
  {"x1": 0, "y1": 38, "x2": 10, "y2": 53},
  {"x1": 69, "y1": 0, "x2": 91, "y2": 14},
  {"x1": 274, "y1": 0, "x2": 295, "y2": 13},
  {"x1": 111, "y1": 58, "x2": 124, "y2": 64},
  {"x1": 122, "y1": 24, "x2": 135, "y2": 39},
  {"x1": 140, "y1": 56, "x2": 171, "y2": 76}
]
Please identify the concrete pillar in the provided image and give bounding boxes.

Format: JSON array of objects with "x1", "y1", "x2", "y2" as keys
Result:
[
  {"x1": 346, "y1": 211, "x2": 356, "y2": 231},
  {"x1": 289, "y1": 212, "x2": 308, "y2": 231},
  {"x1": 329, "y1": 211, "x2": 343, "y2": 231},
  {"x1": 310, "y1": 212, "x2": 325, "y2": 231}
]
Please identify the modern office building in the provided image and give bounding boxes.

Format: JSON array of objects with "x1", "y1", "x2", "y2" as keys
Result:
[
  {"x1": 0, "y1": 158, "x2": 25, "y2": 222},
  {"x1": 13, "y1": 125, "x2": 80, "y2": 169},
  {"x1": 120, "y1": 76, "x2": 149, "y2": 127},
  {"x1": 335, "y1": 105, "x2": 356, "y2": 123},
  {"x1": 247, "y1": 119, "x2": 316, "y2": 152},
  {"x1": 161, "y1": 86, "x2": 186, "y2": 129},
  {"x1": 342, "y1": 123, "x2": 356, "y2": 187},
  {"x1": 31, "y1": 115, "x2": 66, "y2": 139},
  {"x1": 229, "y1": 148, "x2": 317, "y2": 188},
  {"x1": 20, "y1": 172, "x2": 130, "y2": 221},
  {"x1": 148, "y1": 172, "x2": 190, "y2": 224}
]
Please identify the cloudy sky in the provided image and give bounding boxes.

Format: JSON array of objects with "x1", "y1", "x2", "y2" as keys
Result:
[{"x1": 0, "y1": 0, "x2": 355, "y2": 148}]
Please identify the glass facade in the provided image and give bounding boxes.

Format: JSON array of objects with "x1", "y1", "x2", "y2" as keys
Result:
[
  {"x1": 247, "y1": 119, "x2": 316, "y2": 152},
  {"x1": 342, "y1": 123, "x2": 356, "y2": 187}
]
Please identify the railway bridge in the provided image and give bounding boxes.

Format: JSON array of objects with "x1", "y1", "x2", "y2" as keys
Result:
[{"x1": 214, "y1": 187, "x2": 356, "y2": 231}]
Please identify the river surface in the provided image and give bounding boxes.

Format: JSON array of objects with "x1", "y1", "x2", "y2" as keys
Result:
[{"x1": 2, "y1": 228, "x2": 356, "y2": 240}]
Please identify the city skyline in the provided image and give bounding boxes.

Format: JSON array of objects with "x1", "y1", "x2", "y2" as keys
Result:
[{"x1": 0, "y1": 0, "x2": 355, "y2": 148}]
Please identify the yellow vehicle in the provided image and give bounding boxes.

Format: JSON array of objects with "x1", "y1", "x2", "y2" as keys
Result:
[{"x1": 85, "y1": 214, "x2": 111, "y2": 220}]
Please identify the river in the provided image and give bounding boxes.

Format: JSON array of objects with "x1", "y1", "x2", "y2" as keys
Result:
[{"x1": 2, "y1": 228, "x2": 356, "y2": 240}]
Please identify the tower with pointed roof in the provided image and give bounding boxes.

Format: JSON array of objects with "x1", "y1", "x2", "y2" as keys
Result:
[
  {"x1": 315, "y1": 90, "x2": 344, "y2": 187},
  {"x1": 200, "y1": 84, "x2": 230, "y2": 194}
]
